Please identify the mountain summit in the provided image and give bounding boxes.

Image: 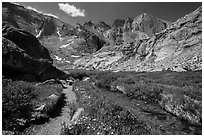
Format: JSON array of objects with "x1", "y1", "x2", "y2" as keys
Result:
[{"x1": 132, "y1": 13, "x2": 171, "y2": 36}]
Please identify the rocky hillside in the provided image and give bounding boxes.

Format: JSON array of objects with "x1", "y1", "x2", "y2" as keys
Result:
[
  {"x1": 2, "y1": 2, "x2": 109, "y2": 71},
  {"x1": 2, "y1": 2, "x2": 75, "y2": 38},
  {"x1": 2, "y1": 2, "x2": 71, "y2": 81},
  {"x1": 73, "y1": 6, "x2": 202, "y2": 72}
]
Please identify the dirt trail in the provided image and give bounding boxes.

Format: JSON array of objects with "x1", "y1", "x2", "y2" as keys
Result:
[{"x1": 33, "y1": 86, "x2": 77, "y2": 135}]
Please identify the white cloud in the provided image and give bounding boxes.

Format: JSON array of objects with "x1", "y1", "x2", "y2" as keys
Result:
[
  {"x1": 26, "y1": 6, "x2": 58, "y2": 19},
  {"x1": 58, "y1": 3, "x2": 85, "y2": 17}
]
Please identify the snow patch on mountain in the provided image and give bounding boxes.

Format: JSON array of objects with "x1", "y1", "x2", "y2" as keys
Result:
[{"x1": 60, "y1": 41, "x2": 74, "y2": 48}]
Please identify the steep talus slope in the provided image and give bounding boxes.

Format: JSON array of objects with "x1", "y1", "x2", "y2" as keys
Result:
[{"x1": 73, "y1": 6, "x2": 202, "y2": 72}]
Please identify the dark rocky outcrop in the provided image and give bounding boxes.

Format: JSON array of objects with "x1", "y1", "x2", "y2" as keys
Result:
[
  {"x1": 75, "y1": 23, "x2": 106, "y2": 53},
  {"x1": 2, "y1": 37, "x2": 52, "y2": 79},
  {"x1": 112, "y1": 19, "x2": 125, "y2": 28},
  {"x1": 2, "y1": 26, "x2": 67, "y2": 81},
  {"x1": 3, "y1": 25, "x2": 52, "y2": 60}
]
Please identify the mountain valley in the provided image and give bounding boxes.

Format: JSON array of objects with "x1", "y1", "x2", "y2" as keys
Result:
[{"x1": 2, "y1": 2, "x2": 202, "y2": 135}]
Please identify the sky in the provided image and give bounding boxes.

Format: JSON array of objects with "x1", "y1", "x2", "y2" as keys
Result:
[{"x1": 17, "y1": 2, "x2": 202, "y2": 26}]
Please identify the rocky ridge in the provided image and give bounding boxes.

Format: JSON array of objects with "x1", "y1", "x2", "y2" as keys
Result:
[
  {"x1": 2, "y1": 2, "x2": 75, "y2": 38},
  {"x1": 73, "y1": 6, "x2": 202, "y2": 72}
]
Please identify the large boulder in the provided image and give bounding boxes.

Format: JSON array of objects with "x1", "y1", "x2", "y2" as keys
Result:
[{"x1": 159, "y1": 91, "x2": 202, "y2": 126}]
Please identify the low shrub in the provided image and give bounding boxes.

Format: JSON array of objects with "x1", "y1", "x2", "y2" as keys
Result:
[
  {"x1": 61, "y1": 81, "x2": 149, "y2": 135},
  {"x1": 2, "y1": 79, "x2": 63, "y2": 132}
]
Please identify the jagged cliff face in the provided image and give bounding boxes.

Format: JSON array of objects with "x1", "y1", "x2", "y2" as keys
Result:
[
  {"x1": 73, "y1": 7, "x2": 202, "y2": 72},
  {"x1": 132, "y1": 13, "x2": 170, "y2": 36},
  {"x1": 123, "y1": 17, "x2": 133, "y2": 32},
  {"x1": 104, "y1": 14, "x2": 169, "y2": 45}
]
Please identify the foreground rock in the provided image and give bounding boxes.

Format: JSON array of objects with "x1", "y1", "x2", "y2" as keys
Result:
[{"x1": 159, "y1": 91, "x2": 202, "y2": 126}]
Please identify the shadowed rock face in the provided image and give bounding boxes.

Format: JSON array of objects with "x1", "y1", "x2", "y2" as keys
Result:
[
  {"x1": 112, "y1": 19, "x2": 125, "y2": 28},
  {"x1": 75, "y1": 23, "x2": 107, "y2": 53},
  {"x1": 2, "y1": 37, "x2": 52, "y2": 78},
  {"x1": 2, "y1": 26, "x2": 67, "y2": 81},
  {"x1": 3, "y1": 25, "x2": 52, "y2": 60}
]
